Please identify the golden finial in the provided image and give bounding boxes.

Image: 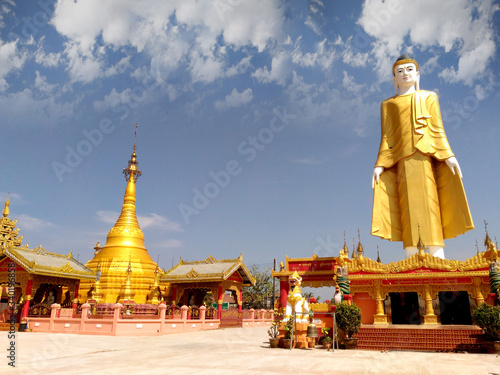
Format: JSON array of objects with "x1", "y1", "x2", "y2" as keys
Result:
[
  {"x1": 94, "y1": 241, "x2": 101, "y2": 255},
  {"x1": 417, "y1": 224, "x2": 426, "y2": 260},
  {"x1": 484, "y1": 220, "x2": 494, "y2": 250},
  {"x1": 376, "y1": 246, "x2": 381, "y2": 263},
  {"x1": 342, "y1": 231, "x2": 349, "y2": 255},
  {"x1": 134, "y1": 122, "x2": 138, "y2": 152},
  {"x1": 476, "y1": 240, "x2": 479, "y2": 256},
  {"x1": 356, "y1": 230, "x2": 364, "y2": 264},
  {"x1": 356, "y1": 230, "x2": 364, "y2": 255},
  {"x1": 123, "y1": 123, "x2": 142, "y2": 182},
  {"x1": 3, "y1": 193, "x2": 10, "y2": 217},
  {"x1": 351, "y1": 238, "x2": 356, "y2": 258}
]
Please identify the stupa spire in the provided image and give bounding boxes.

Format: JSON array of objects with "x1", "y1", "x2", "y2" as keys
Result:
[
  {"x1": 111, "y1": 124, "x2": 143, "y2": 236},
  {"x1": 81, "y1": 124, "x2": 158, "y2": 304}
]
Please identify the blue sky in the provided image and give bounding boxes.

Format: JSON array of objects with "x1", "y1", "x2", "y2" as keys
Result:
[{"x1": 1, "y1": 0, "x2": 500, "y2": 274}]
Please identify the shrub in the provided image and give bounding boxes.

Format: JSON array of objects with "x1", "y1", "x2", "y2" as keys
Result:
[{"x1": 472, "y1": 303, "x2": 500, "y2": 341}]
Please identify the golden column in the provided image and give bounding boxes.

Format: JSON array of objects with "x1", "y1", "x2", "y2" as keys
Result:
[
  {"x1": 422, "y1": 284, "x2": 438, "y2": 325},
  {"x1": 80, "y1": 131, "x2": 158, "y2": 304},
  {"x1": 473, "y1": 277, "x2": 485, "y2": 306},
  {"x1": 373, "y1": 280, "x2": 388, "y2": 325}
]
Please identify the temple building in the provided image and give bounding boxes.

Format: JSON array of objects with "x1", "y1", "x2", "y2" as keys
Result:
[
  {"x1": 161, "y1": 254, "x2": 255, "y2": 313},
  {"x1": 273, "y1": 236, "x2": 493, "y2": 326},
  {"x1": 79, "y1": 143, "x2": 160, "y2": 304},
  {"x1": 0, "y1": 197, "x2": 94, "y2": 326}
]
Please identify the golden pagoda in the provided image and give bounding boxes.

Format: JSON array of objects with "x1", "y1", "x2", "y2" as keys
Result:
[{"x1": 79, "y1": 133, "x2": 159, "y2": 304}]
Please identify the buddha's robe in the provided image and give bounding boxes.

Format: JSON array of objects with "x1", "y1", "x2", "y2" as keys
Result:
[{"x1": 371, "y1": 90, "x2": 474, "y2": 248}]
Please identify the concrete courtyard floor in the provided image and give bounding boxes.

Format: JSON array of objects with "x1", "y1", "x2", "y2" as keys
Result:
[{"x1": 2, "y1": 326, "x2": 500, "y2": 375}]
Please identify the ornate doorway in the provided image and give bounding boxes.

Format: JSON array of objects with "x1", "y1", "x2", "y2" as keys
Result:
[
  {"x1": 438, "y1": 291, "x2": 472, "y2": 325},
  {"x1": 389, "y1": 292, "x2": 421, "y2": 325}
]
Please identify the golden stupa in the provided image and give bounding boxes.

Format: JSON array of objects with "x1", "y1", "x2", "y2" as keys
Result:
[{"x1": 79, "y1": 134, "x2": 159, "y2": 304}]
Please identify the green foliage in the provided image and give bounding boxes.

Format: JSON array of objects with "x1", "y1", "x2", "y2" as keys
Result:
[
  {"x1": 243, "y1": 265, "x2": 274, "y2": 309},
  {"x1": 203, "y1": 292, "x2": 214, "y2": 306},
  {"x1": 283, "y1": 318, "x2": 294, "y2": 339},
  {"x1": 267, "y1": 310, "x2": 283, "y2": 339},
  {"x1": 336, "y1": 303, "x2": 362, "y2": 338},
  {"x1": 472, "y1": 303, "x2": 500, "y2": 341},
  {"x1": 320, "y1": 326, "x2": 332, "y2": 343}
]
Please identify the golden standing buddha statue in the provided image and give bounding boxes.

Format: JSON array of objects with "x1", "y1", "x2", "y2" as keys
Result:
[{"x1": 371, "y1": 54, "x2": 474, "y2": 259}]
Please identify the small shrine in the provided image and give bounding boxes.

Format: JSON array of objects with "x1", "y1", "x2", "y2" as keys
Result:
[
  {"x1": 161, "y1": 254, "x2": 255, "y2": 316},
  {"x1": 0, "y1": 197, "x2": 94, "y2": 326}
]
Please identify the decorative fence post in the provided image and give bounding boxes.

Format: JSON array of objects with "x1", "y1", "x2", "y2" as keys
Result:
[
  {"x1": 159, "y1": 303, "x2": 167, "y2": 334},
  {"x1": 112, "y1": 304, "x2": 122, "y2": 335},
  {"x1": 49, "y1": 304, "x2": 60, "y2": 331},
  {"x1": 199, "y1": 305, "x2": 206, "y2": 321},
  {"x1": 249, "y1": 308, "x2": 255, "y2": 321},
  {"x1": 259, "y1": 309, "x2": 265, "y2": 320},
  {"x1": 181, "y1": 305, "x2": 188, "y2": 321},
  {"x1": 80, "y1": 303, "x2": 90, "y2": 332}
]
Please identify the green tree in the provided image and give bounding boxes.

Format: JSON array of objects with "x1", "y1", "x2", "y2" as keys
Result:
[{"x1": 243, "y1": 265, "x2": 274, "y2": 309}]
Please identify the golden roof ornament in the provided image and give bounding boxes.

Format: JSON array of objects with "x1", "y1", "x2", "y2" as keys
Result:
[
  {"x1": 123, "y1": 123, "x2": 142, "y2": 182},
  {"x1": 356, "y1": 229, "x2": 365, "y2": 264},
  {"x1": 417, "y1": 224, "x2": 426, "y2": 261},
  {"x1": 376, "y1": 246, "x2": 381, "y2": 263},
  {"x1": 3, "y1": 194, "x2": 10, "y2": 217}
]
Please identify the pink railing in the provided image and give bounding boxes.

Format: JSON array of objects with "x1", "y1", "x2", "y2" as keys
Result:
[{"x1": 27, "y1": 304, "x2": 274, "y2": 336}]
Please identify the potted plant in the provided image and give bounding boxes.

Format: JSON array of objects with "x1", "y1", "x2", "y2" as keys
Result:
[
  {"x1": 268, "y1": 312, "x2": 281, "y2": 348},
  {"x1": 320, "y1": 327, "x2": 333, "y2": 350},
  {"x1": 472, "y1": 303, "x2": 500, "y2": 354},
  {"x1": 282, "y1": 318, "x2": 294, "y2": 349},
  {"x1": 336, "y1": 303, "x2": 362, "y2": 349}
]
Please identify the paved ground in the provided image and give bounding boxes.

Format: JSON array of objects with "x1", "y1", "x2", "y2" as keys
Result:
[{"x1": 2, "y1": 327, "x2": 500, "y2": 375}]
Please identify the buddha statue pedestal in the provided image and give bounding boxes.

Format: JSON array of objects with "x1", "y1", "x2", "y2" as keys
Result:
[{"x1": 278, "y1": 322, "x2": 310, "y2": 349}]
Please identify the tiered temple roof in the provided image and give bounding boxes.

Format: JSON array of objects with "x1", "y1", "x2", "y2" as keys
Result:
[{"x1": 162, "y1": 254, "x2": 255, "y2": 285}]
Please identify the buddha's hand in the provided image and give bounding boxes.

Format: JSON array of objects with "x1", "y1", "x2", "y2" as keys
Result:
[
  {"x1": 372, "y1": 167, "x2": 384, "y2": 189},
  {"x1": 445, "y1": 156, "x2": 463, "y2": 178}
]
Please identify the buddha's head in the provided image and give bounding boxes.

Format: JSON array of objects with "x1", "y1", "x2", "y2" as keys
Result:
[{"x1": 392, "y1": 54, "x2": 420, "y2": 95}]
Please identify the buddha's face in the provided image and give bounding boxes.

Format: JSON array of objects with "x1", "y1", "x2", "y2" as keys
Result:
[{"x1": 393, "y1": 62, "x2": 419, "y2": 90}]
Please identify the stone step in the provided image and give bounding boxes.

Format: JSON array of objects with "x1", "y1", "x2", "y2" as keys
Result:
[
  {"x1": 353, "y1": 327, "x2": 484, "y2": 353},
  {"x1": 0, "y1": 323, "x2": 19, "y2": 332}
]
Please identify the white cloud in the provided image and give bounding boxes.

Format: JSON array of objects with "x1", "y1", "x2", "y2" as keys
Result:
[
  {"x1": 357, "y1": 0, "x2": 498, "y2": 85},
  {"x1": 155, "y1": 239, "x2": 182, "y2": 249},
  {"x1": 291, "y1": 38, "x2": 337, "y2": 70},
  {"x1": 0, "y1": 88, "x2": 75, "y2": 127},
  {"x1": 305, "y1": 0, "x2": 325, "y2": 35},
  {"x1": 93, "y1": 88, "x2": 134, "y2": 112},
  {"x1": 50, "y1": 0, "x2": 285, "y2": 84},
  {"x1": 284, "y1": 71, "x2": 378, "y2": 137},
  {"x1": 0, "y1": 40, "x2": 25, "y2": 91},
  {"x1": 342, "y1": 71, "x2": 366, "y2": 95},
  {"x1": 34, "y1": 71, "x2": 57, "y2": 93},
  {"x1": 95, "y1": 210, "x2": 117, "y2": 224},
  {"x1": 189, "y1": 50, "x2": 224, "y2": 84},
  {"x1": 14, "y1": 214, "x2": 54, "y2": 231},
  {"x1": 0, "y1": 192, "x2": 23, "y2": 204},
  {"x1": 214, "y1": 88, "x2": 253, "y2": 111},
  {"x1": 225, "y1": 56, "x2": 252, "y2": 77},
  {"x1": 137, "y1": 213, "x2": 183, "y2": 232},
  {"x1": 96, "y1": 210, "x2": 183, "y2": 232},
  {"x1": 63, "y1": 40, "x2": 105, "y2": 83},
  {"x1": 252, "y1": 51, "x2": 290, "y2": 86},
  {"x1": 0, "y1": 0, "x2": 15, "y2": 29}
]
